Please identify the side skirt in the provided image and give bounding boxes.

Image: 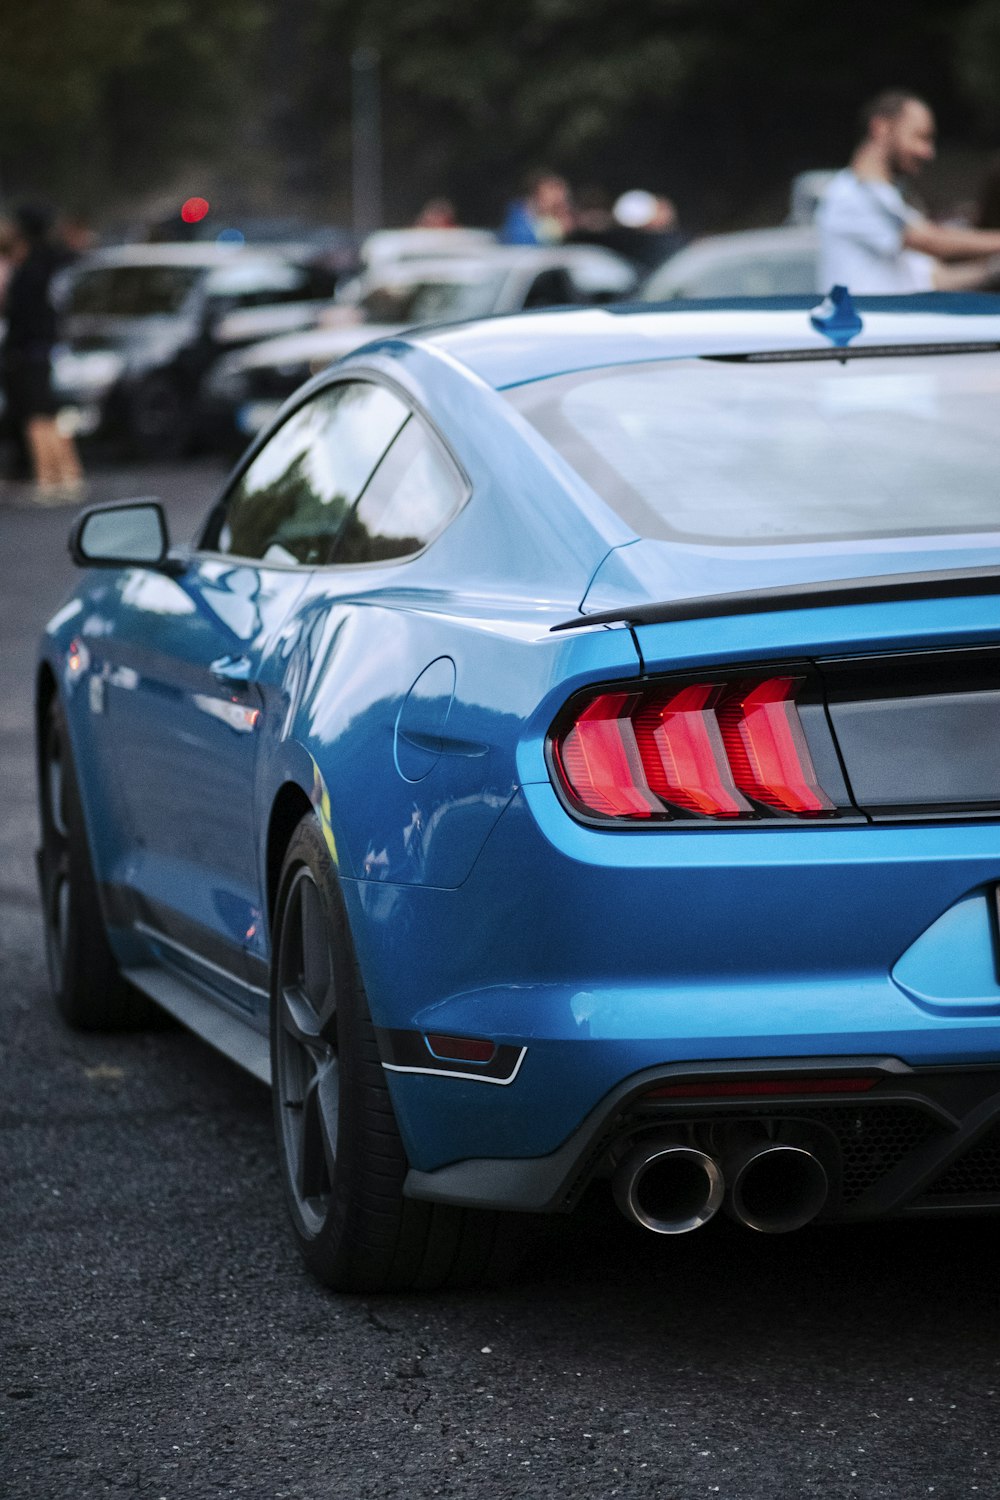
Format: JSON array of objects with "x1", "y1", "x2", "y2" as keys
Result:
[{"x1": 123, "y1": 963, "x2": 272, "y2": 1085}]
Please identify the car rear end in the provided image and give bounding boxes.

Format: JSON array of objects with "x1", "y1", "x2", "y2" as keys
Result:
[{"x1": 384, "y1": 315, "x2": 1000, "y2": 1237}]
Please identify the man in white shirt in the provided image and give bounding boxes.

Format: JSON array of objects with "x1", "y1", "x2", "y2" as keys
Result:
[{"x1": 817, "y1": 90, "x2": 1000, "y2": 293}]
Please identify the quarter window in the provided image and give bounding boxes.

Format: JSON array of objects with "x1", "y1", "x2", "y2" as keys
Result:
[
  {"x1": 214, "y1": 382, "x2": 408, "y2": 564},
  {"x1": 333, "y1": 417, "x2": 465, "y2": 565}
]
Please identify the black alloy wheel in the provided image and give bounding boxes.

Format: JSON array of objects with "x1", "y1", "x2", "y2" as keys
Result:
[
  {"x1": 270, "y1": 814, "x2": 512, "y2": 1292},
  {"x1": 273, "y1": 866, "x2": 341, "y2": 1238},
  {"x1": 38, "y1": 701, "x2": 150, "y2": 1028}
]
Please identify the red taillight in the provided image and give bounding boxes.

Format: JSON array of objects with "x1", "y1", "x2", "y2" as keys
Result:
[
  {"x1": 717, "y1": 677, "x2": 835, "y2": 817},
  {"x1": 555, "y1": 693, "x2": 658, "y2": 819},
  {"x1": 632, "y1": 683, "x2": 751, "y2": 819},
  {"x1": 551, "y1": 673, "x2": 838, "y2": 823}
]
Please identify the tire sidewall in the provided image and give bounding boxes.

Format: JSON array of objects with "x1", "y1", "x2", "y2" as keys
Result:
[
  {"x1": 269, "y1": 815, "x2": 393, "y2": 1273},
  {"x1": 38, "y1": 701, "x2": 134, "y2": 1027}
]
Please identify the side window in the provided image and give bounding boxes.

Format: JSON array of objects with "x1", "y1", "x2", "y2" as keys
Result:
[
  {"x1": 213, "y1": 382, "x2": 408, "y2": 564},
  {"x1": 333, "y1": 416, "x2": 466, "y2": 565},
  {"x1": 522, "y1": 267, "x2": 577, "y2": 309}
]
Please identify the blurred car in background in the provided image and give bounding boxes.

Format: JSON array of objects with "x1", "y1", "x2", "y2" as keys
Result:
[
  {"x1": 786, "y1": 172, "x2": 836, "y2": 226},
  {"x1": 201, "y1": 244, "x2": 639, "y2": 449},
  {"x1": 643, "y1": 226, "x2": 818, "y2": 300},
  {"x1": 358, "y1": 227, "x2": 497, "y2": 272},
  {"x1": 50, "y1": 244, "x2": 339, "y2": 458}
]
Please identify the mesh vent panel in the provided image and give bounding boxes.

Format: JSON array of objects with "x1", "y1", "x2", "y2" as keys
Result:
[
  {"x1": 926, "y1": 1124, "x2": 1000, "y2": 1198},
  {"x1": 806, "y1": 1105, "x2": 939, "y2": 1203}
]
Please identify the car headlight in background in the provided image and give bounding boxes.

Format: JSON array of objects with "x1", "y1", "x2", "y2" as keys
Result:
[{"x1": 51, "y1": 348, "x2": 125, "y2": 398}]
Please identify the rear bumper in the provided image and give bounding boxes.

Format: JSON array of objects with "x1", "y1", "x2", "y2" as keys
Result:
[
  {"x1": 343, "y1": 775, "x2": 1000, "y2": 1211},
  {"x1": 402, "y1": 1055, "x2": 1000, "y2": 1220}
]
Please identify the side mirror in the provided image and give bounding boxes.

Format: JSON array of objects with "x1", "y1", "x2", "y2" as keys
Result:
[{"x1": 68, "y1": 500, "x2": 181, "y2": 573}]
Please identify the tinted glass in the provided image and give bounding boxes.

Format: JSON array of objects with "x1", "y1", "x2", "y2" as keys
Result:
[
  {"x1": 522, "y1": 267, "x2": 577, "y2": 308},
  {"x1": 506, "y1": 354, "x2": 1000, "y2": 545},
  {"x1": 203, "y1": 261, "x2": 310, "y2": 309},
  {"x1": 678, "y1": 253, "x2": 817, "y2": 298},
  {"x1": 216, "y1": 382, "x2": 408, "y2": 564},
  {"x1": 334, "y1": 417, "x2": 465, "y2": 564},
  {"x1": 359, "y1": 274, "x2": 506, "y2": 324},
  {"x1": 66, "y1": 266, "x2": 203, "y2": 316}
]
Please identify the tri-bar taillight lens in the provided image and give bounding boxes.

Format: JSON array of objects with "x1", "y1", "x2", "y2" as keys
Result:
[{"x1": 551, "y1": 675, "x2": 837, "y2": 823}]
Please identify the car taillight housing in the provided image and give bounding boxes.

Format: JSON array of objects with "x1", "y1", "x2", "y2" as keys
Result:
[{"x1": 550, "y1": 673, "x2": 839, "y2": 824}]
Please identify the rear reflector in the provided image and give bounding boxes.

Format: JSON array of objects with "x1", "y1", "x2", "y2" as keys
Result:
[
  {"x1": 551, "y1": 673, "x2": 838, "y2": 823},
  {"x1": 645, "y1": 1076, "x2": 879, "y2": 1100},
  {"x1": 425, "y1": 1033, "x2": 497, "y2": 1064}
]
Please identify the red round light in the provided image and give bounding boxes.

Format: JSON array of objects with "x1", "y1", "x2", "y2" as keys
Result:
[{"x1": 181, "y1": 196, "x2": 210, "y2": 225}]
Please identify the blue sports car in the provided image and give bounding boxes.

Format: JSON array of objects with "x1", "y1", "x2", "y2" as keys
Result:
[{"x1": 37, "y1": 292, "x2": 1000, "y2": 1290}]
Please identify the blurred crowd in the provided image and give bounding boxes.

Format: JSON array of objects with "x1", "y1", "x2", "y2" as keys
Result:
[
  {"x1": 494, "y1": 172, "x2": 685, "y2": 270},
  {"x1": 0, "y1": 205, "x2": 88, "y2": 501},
  {"x1": 4, "y1": 103, "x2": 1000, "y2": 500},
  {"x1": 0, "y1": 174, "x2": 685, "y2": 499}
]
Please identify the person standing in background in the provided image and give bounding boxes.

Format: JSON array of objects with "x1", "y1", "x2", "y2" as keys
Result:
[
  {"x1": 817, "y1": 90, "x2": 1000, "y2": 292},
  {"x1": 609, "y1": 190, "x2": 685, "y2": 272},
  {"x1": 0, "y1": 219, "x2": 16, "y2": 305},
  {"x1": 499, "y1": 171, "x2": 573, "y2": 245},
  {"x1": 413, "y1": 198, "x2": 458, "y2": 228},
  {"x1": 2, "y1": 204, "x2": 85, "y2": 502},
  {"x1": 567, "y1": 186, "x2": 686, "y2": 274}
]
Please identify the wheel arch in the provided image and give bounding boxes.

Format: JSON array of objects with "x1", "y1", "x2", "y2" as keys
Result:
[
  {"x1": 35, "y1": 662, "x2": 58, "y2": 772},
  {"x1": 265, "y1": 781, "x2": 314, "y2": 928}
]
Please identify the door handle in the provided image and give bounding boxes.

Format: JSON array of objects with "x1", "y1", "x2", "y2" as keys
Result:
[{"x1": 210, "y1": 653, "x2": 254, "y2": 685}]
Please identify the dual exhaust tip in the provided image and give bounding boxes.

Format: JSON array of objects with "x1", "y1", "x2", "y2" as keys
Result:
[{"x1": 613, "y1": 1137, "x2": 829, "y2": 1237}]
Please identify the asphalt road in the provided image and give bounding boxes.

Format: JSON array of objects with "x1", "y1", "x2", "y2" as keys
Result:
[{"x1": 3, "y1": 463, "x2": 1000, "y2": 1500}]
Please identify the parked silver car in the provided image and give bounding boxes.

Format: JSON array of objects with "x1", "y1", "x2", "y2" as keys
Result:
[
  {"x1": 644, "y1": 226, "x2": 819, "y2": 300},
  {"x1": 202, "y1": 245, "x2": 639, "y2": 447}
]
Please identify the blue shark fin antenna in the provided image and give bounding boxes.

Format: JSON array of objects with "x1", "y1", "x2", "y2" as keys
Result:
[{"x1": 810, "y1": 285, "x2": 863, "y2": 348}]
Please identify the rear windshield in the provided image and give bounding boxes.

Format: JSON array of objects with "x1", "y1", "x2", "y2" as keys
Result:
[
  {"x1": 505, "y1": 353, "x2": 1000, "y2": 544},
  {"x1": 65, "y1": 265, "x2": 204, "y2": 317}
]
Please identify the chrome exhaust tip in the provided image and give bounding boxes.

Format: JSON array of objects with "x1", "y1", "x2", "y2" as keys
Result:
[
  {"x1": 613, "y1": 1139, "x2": 725, "y2": 1235},
  {"x1": 727, "y1": 1143, "x2": 829, "y2": 1234}
]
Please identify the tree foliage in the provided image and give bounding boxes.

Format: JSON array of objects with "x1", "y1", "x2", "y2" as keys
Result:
[
  {"x1": 0, "y1": 0, "x2": 263, "y2": 202},
  {"x1": 4, "y1": 0, "x2": 1000, "y2": 226}
]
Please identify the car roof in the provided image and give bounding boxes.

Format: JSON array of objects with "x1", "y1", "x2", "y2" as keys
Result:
[
  {"x1": 361, "y1": 227, "x2": 497, "y2": 265},
  {"x1": 361, "y1": 256, "x2": 512, "y2": 286},
  {"x1": 75, "y1": 243, "x2": 281, "y2": 270},
  {"x1": 401, "y1": 294, "x2": 1000, "y2": 389},
  {"x1": 360, "y1": 244, "x2": 632, "y2": 280},
  {"x1": 674, "y1": 225, "x2": 819, "y2": 256},
  {"x1": 644, "y1": 226, "x2": 817, "y2": 287}
]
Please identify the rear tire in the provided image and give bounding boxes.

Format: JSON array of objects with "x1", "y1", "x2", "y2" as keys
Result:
[
  {"x1": 270, "y1": 814, "x2": 512, "y2": 1291},
  {"x1": 38, "y1": 701, "x2": 151, "y2": 1028}
]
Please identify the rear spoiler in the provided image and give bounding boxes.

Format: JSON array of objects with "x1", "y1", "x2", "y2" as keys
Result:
[{"x1": 550, "y1": 565, "x2": 1000, "y2": 632}]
